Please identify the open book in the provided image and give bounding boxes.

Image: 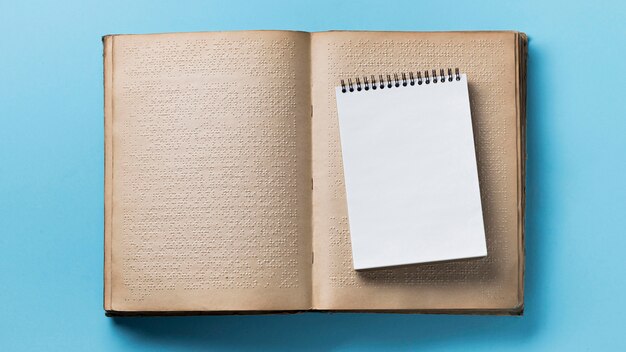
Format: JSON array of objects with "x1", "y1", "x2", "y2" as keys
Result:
[{"x1": 104, "y1": 30, "x2": 527, "y2": 315}]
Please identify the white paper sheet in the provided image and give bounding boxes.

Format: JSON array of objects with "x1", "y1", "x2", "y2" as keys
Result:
[{"x1": 335, "y1": 74, "x2": 487, "y2": 270}]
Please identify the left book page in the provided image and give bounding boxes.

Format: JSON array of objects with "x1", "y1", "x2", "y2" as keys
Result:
[{"x1": 104, "y1": 31, "x2": 312, "y2": 313}]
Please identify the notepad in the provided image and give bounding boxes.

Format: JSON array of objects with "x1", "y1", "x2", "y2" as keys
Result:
[{"x1": 335, "y1": 70, "x2": 487, "y2": 270}]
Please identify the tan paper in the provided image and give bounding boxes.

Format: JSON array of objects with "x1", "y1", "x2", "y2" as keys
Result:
[
  {"x1": 104, "y1": 30, "x2": 526, "y2": 315},
  {"x1": 105, "y1": 31, "x2": 312, "y2": 312},
  {"x1": 311, "y1": 31, "x2": 525, "y2": 312}
]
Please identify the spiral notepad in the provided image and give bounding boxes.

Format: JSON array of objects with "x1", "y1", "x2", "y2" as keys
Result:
[{"x1": 335, "y1": 68, "x2": 487, "y2": 270}]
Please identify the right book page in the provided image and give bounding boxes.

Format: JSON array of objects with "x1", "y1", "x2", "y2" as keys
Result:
[{"x1": 310, "y1": 31, "x2": 525, "y2": 312}]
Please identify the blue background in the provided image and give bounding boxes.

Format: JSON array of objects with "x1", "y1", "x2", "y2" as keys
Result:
[{"x1": 1, "y1": 0, "x2": 625, "y2": 350}]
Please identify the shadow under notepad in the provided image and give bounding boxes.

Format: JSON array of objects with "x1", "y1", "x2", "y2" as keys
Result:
[{"x1": 111, "y1": 40, "x2": 550, "y2": 351}]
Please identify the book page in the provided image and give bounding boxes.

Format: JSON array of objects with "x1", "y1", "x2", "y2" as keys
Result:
[
  {"x1": 310, "y1": 31, "x2": 523, "y2": 311},
  {"x1": 105, "y1": 31, "x2": 312, "y2": 312}
]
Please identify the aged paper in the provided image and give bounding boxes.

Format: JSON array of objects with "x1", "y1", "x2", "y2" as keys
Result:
[
  {"x1": 311, "y1": 31, "x2": 524, "y2": 311},
  {"x1": 105, "y1": 30, "x2": 525, "y2": 314},
  {"x1": 105, "y1": 31, "x2": 312, "y2": 312}
]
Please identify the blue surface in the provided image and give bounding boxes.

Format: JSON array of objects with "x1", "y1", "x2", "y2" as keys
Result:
[{"x1": 1, "y1": 0, "x2": 625, "y2": 350}]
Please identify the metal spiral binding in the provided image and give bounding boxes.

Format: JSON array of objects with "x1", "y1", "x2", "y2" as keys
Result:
[{"x1": 340, "y1": 68, "x2": 461, "y2": 93}]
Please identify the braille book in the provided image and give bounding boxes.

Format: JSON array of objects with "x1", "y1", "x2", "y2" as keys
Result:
[
  {"x1": 104, "y1": 30, "x2": 527, "y2": 316},
  {"x1": 335, "y1": 70, "x2": 487, "y2": 270}
]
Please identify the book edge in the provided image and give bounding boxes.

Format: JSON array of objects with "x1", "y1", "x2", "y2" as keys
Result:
[
  {"x1": 517, "y1": 31, "x2": 528, "y2": 316},
  {"x1": 103, "y1": 30, "x2": 525, "y2": 39},
  {"x1": 105, "y1": 307, "x2": 522, "y2": 317},
  {"x1": 103, "y1": 35, "x2": 114, "y2": 312}
]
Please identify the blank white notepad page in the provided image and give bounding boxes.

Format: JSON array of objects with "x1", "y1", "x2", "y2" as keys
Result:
[{"x1": 335, "y1": 74, "x2": 487, "y2": 270}]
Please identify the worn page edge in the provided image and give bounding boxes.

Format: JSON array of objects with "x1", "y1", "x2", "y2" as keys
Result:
[{"x1": 103, "y1": 35, "x2": 114, "y2": 312}]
